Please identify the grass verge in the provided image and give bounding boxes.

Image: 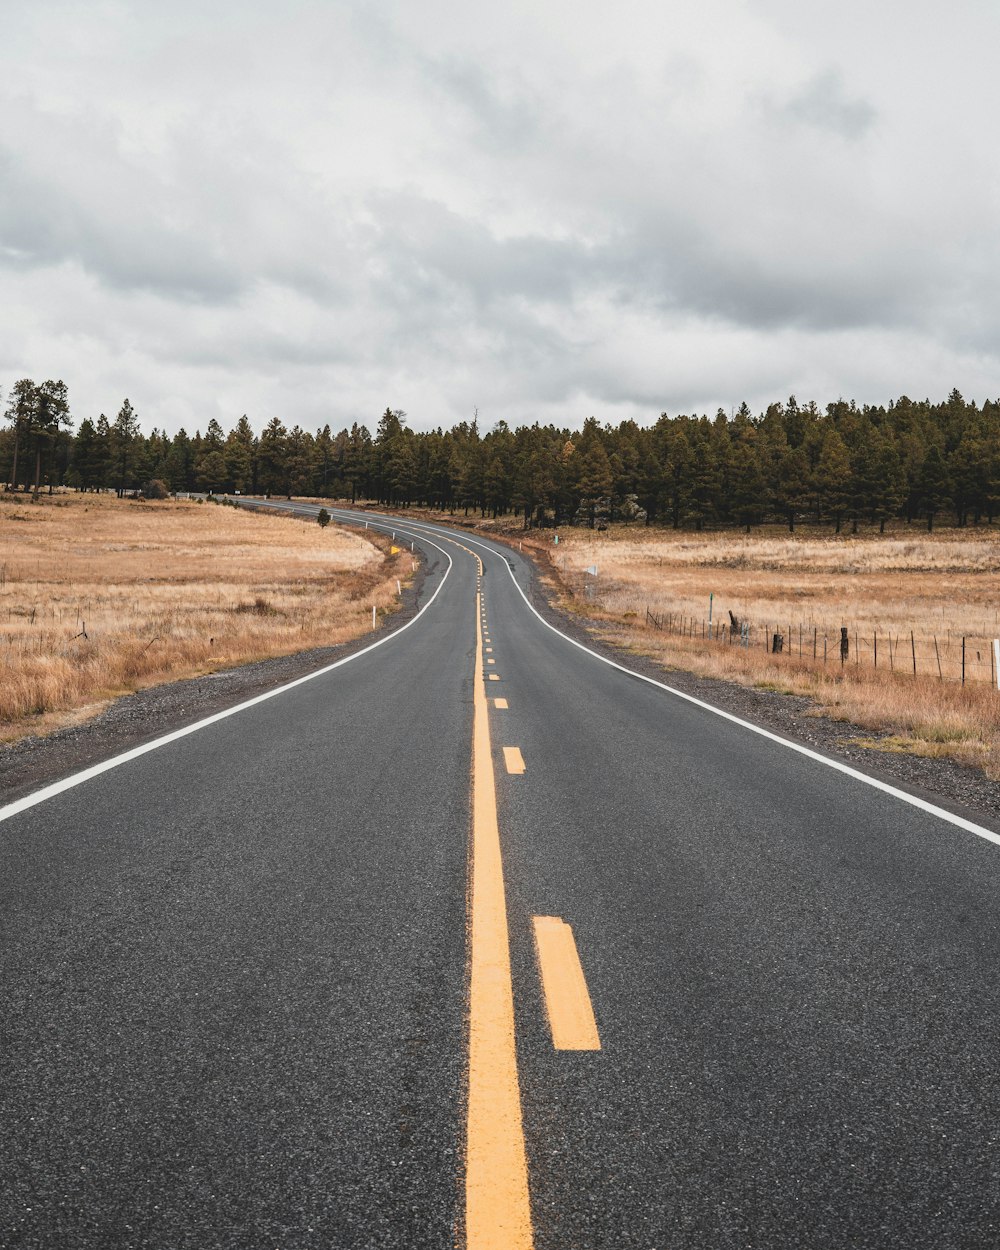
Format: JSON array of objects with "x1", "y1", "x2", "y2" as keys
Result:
[{"x1": 0, "y1": 492, "x2": 412, "y2": 743}]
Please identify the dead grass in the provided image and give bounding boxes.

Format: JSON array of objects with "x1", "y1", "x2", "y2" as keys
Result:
[
  {"x1": 0, "y1": 492, "x2": 412, "y2": 743},
  {"x1": 535, "y1": 524, "x2": 1000, "y2": 780}
]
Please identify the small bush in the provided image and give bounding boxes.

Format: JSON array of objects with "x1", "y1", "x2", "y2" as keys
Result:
[
  {"x1": 142, "y1": 479, "x2": 170, "y2": 500},
  {"x1": 317, "y1": 508, "x2": 331, "y2": 528},
  {"x1": 232, "y1": 596, "x2": 278, "y2": 616}
]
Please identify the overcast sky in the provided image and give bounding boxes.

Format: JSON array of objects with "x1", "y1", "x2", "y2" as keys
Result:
[{"x1": 2, "y1": 1, "x2": 998, "y2": 436}]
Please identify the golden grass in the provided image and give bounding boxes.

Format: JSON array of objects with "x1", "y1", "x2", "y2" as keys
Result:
[
  {"x1": 0, "y1": 492, "x2": 411, "y2": 742},
  {"x1": 533, "y1": 525, "x2": 1000, "y2": 779}
]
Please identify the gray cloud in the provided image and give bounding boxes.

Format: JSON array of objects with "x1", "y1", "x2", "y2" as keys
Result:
[
  {"x1": 770, "y1": 70, "x2": 877, "y2": 139},
  {"x1": 0, "y1": 0, "x2": 998, "y2": 434}
]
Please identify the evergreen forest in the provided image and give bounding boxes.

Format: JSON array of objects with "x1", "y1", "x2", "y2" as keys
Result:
[{"x1": 3, "y1": 379, "x2": 998, "y2": 532}]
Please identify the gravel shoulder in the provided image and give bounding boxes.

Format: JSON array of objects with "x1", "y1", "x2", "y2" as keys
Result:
[{"x1": 4, "y1": 519, "x2": 1000, "y2": 832}]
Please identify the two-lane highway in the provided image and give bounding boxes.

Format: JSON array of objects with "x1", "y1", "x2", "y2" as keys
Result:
[{"x1": 4, "y1": 503, "x2": 1000, "y2": 1247}]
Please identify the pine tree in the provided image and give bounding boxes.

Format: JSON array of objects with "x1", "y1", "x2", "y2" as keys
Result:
[
  {"x1": 917, "y1": 445, "x2": 950, "y2": 531},
  {"x1": 775, "y1": 446, "x2": 810, "y2": 532},
  {"x1": 812, "y1": 430, "x2": 851, "y2": 531},
  {"x1": 112, "y1": 399, "x2": 141, "y2": 496}
]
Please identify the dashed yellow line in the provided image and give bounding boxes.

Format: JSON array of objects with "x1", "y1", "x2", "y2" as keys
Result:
[
  {"x1": 503, "y1": 747, "x2": 526, "y2": 775},
  {"x1": 466, "y1": 589, "x2": 533, "y2": 1249},
  {"x1": 532, "y1": 917, "x2": 601, "y2": 1051},
  {"x1": 494, "y1": 698, "x2": 508, "y2": 709}
]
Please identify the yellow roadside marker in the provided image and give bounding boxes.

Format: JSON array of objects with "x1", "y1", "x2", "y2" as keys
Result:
[
  {"x1": 503, "y1": 747, "x2": 526, "y2": 774},
  {"x1": 532, "y1": 917, "x2": 601, "y2": 1051}
]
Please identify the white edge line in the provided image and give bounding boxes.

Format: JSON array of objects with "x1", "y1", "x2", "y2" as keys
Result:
[
  {"x1": 0, "y1": 530, "x2": 454, "y2": 825},
  {"x1": 344, "y1": 509, "x2": 1000, "y2": 852}
]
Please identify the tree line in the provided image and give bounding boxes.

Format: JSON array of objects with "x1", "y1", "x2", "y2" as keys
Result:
[{"x1": 3, "y1": 380, "x2": 998, "y2": 531}]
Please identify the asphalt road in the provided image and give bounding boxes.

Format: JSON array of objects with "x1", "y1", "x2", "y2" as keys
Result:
[{"x1": 4, "y1": 504, "x2": 1000, "y2": 1248}]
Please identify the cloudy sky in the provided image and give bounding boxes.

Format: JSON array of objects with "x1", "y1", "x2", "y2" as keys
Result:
[{"x1": 2, "y1": 1, "x2": 998, "y2": 435}]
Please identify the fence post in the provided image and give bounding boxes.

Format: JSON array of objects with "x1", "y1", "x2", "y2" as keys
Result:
[
  {"x1": 934, "y1": 636, "x2": 943, "y2": 681},
  {"x1": 874, "y1": 631, "x2": 877, "y2": 669},
  {"x1": 813, "y1": 627, "x2": 817, "y2": 659},
  {"x1": 911, "y1": 631, "x2": 917, "y2": 676},
  {"x1": 994, "y1": 639, "x2": 1000, "y2": 690},
  {"x1": 840, "y1": 627, "x2": 849, "y2": 666},
  {"x1": 962, "y1": 636, "x2": 966, "y2": 687}
]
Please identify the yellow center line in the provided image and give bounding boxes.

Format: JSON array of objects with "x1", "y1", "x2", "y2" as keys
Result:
[
  {"x1": 532, "y1": 917, "x2": 602, "y2": 1051},
  {"x1": 503, "y1": 747, "x2": 526, "y2": 774},
  {"x1": 467, "y1": 586, "x2": 534, "y2": 1249}
]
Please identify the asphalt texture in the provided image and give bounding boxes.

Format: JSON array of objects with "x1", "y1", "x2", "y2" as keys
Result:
[{"x1": 4, "y1": 503, "x2": 1000, "y2": 1248}]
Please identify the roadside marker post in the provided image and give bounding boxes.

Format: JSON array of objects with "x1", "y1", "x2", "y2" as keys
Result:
[
  {"x1": 372, "y1": 604, "x2": 376, "y2": 630},
  {"x1": 994, "y1": 640, "x2": 1000, "y2": 690}
]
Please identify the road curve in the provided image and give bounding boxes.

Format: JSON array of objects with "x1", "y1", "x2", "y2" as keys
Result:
[{"x1": 3, "y1": 503, "x2": 1000, "y2": 1248}]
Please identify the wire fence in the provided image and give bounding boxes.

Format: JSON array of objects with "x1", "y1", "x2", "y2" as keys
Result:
[{"x1": 636, "y1": 604, "x2": 999, "y2": 689}]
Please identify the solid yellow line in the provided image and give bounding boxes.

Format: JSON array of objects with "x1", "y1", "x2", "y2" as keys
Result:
[
  {"x1": 532, "y1": 917, "x2": 602, "y2": 1051},
  {"x1": 503, "y1": 747, "x2": 526, "y2": 774},
  {"x1": 466, "y1": 590, "x2": 534, "y2": 1249}
]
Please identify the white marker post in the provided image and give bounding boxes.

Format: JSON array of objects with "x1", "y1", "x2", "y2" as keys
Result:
[{"x1": 372, "y1": 604, "x2": 376, "y2": 630}]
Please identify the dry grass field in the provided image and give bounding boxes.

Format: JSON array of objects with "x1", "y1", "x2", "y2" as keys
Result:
[
  {"x1": 528, "y1": 525, "x2": 1000, "y2": 778},
  {"x1": 0, "y1": 492, "x2": 410, "y2": 742}
]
